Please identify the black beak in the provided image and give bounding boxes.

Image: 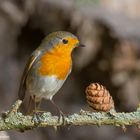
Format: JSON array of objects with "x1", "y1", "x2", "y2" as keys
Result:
[
  {"x1": 75, "y1": 42, "x2": 85, "y2": 48},
  {"x1": 79, "y1": 44, "x2": 85, "y2": 47}
]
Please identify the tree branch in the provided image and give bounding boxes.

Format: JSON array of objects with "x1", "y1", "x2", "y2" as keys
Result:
[{"x1": 0, "y1": 100, "x2": 140, "y2": 131}]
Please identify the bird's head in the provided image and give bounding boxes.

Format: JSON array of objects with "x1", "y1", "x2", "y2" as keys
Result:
[{"x1": 41, "y1": 31, "x2": 85, "y2": 55}]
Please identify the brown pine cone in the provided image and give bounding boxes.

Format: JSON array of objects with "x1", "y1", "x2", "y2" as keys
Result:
[{"x1": 85, "y1": 83, "x2": 114, "y2": 112}]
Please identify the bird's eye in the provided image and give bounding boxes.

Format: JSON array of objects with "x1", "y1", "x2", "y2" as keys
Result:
[{"x1": 62, "y1": 39, "x2": 68, "y2": 44}]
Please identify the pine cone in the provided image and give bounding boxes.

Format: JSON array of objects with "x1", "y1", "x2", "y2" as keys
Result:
[{"x1": 85, "y1": 83, "x2": 114, "y2": 112}]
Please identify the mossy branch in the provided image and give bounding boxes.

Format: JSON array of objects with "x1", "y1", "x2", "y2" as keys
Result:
[{"x1": 0, "y1": 100, "x2": 140, "y2": 131}]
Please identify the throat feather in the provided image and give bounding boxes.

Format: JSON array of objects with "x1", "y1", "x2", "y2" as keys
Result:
[{"x1": 39, "y1": 51, "x2": 72, "y2": 80}]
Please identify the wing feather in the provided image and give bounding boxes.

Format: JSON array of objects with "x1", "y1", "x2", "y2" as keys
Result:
[{"x1": 18, "y1": 50, "x2": 41, "y2": 100}]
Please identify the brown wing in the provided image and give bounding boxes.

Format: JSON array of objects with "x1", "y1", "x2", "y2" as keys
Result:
[{"x1": 18, "y1": 51, "x2": 41, "y2": 100}]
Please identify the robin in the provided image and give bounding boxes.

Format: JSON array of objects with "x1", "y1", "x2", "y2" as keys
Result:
[{"x1": 18, "y1": 31, "x2": 85, "y2": 115}]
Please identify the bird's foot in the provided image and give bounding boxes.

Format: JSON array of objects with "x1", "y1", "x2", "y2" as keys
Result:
[
  {"x1": 31, "y1": 110, "x2": 45, "y2": 126},
  {"x1": 58, "y1": 111, "x2": 67, "y2": 125}
]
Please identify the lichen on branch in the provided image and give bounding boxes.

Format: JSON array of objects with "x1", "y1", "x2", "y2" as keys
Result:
[{"x1": 0, "y1": 100, "x2": 140, "y2": 131}]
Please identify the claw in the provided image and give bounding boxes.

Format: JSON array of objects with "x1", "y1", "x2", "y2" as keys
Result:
[
  {"x1": 32, "y1": 111, "x2": 44, "y2": 126},
  {"x1": 58, "y1": 111, "x2": 66, "y2": 125}
]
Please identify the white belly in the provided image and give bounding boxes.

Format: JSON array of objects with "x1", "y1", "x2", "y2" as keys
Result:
[{"x1": 26, "y1": 75, "x2": 64, "y2": 100}]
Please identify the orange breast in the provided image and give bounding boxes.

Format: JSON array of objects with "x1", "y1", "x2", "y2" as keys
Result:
[{"x1": 38, "y1": 46, "x2": 72, "y2": 80}]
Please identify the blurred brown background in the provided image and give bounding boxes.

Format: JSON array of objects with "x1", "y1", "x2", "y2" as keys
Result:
[{"x1": 0, "y1": 0, "x2": 140, "y2": 140}]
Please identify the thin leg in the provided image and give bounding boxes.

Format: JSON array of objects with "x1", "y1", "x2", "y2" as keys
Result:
[
  {"x1": 31, "y1": 96, "x2": 43, "y2": 126},
  {"x1": 50, "y1": 99, "x2": 64, "y2": 116},
  {"x1": 27, "y1": 96, "x2": 40, "y2": 115},
  {"x1": 33, "y1": 97, "x2": 45, "y2": 113},
  {"x1": 34, "y1": 96, "x2": 42, "y2": 111},
  {"x1": 50, "y1": 99, "x2": 66, "y2": 124}
]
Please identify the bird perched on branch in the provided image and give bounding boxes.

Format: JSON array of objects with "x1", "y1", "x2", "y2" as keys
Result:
[{"x1": 18, "y1": 31, "x2": 85, "y2": 115}]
